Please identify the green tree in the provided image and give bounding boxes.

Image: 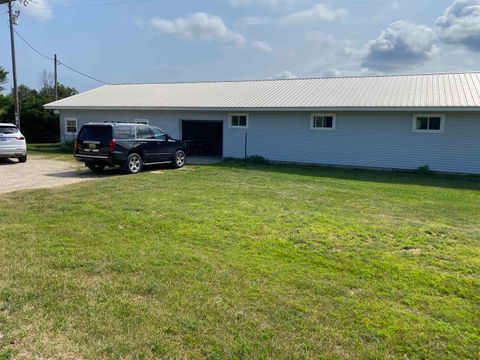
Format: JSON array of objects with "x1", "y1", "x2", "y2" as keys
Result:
[
  {"x1": 0, "y1": 71, "x2": 78, "y2": 142},
  {"x1": 0, "y1": 66, "x2": 7, "y2": 92},
  {"x1": 0, "y1": 66, "x2": 10, "y2": 119}
]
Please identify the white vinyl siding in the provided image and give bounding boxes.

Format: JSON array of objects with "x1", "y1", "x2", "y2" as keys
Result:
[
  {"x1": 60, "y1": 110, "x2": 480, "y2": 174},
  {"x1": 224, "y1": 112, "x2": 480, "y2": 174}
]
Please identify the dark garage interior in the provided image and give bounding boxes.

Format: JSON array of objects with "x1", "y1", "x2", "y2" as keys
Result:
[{"x1": 181, "y1": 121, "x2": 223, "y2": 156}]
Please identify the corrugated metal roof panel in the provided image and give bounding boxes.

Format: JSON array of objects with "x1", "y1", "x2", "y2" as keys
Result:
[{"x1": 45, "y1": 72, "x2": 480, "y2": 111}]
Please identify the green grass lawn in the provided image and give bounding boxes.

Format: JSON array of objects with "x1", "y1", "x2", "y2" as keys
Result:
[{"x1": 0, "y1": 161, "x2": 479, "y2": 359}]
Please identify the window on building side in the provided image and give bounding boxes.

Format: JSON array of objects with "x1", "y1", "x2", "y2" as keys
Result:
[
  {"x1": 229, "y1": 114, "x2": 248, "y2": 128},
  {"x1": 311, "y1": 114, "x2": 336, "y2": 130},
  {"x1": 413, "y1": 115, "x2": 444, "y2": 133},
  {"x1": 65, "y1": 118, "x2": 77, "y2": 134}
]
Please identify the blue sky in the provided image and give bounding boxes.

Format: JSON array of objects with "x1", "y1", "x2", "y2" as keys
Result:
[{"x1": 0, "y1": 0, "x2": 479, "y2": 92}]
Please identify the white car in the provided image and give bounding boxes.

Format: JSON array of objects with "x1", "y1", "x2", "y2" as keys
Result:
[{"x1": 0, "y1": 123, "x2": 27, "y2": 163}]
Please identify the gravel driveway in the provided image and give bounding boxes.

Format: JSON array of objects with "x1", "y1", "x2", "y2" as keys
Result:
[{"x1": 0, "y1": 156, "x2": 106, "y2": 195}]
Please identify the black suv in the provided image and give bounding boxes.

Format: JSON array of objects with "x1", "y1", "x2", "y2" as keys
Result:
[{"x1": 75, "y1": 123, "x2": 187, "y2": 174}]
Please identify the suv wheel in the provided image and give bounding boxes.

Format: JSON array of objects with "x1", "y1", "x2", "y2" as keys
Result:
[
  {"x1": 173, "y1": 150, "x2": 186, "y2": 168},
  {"x1": 18, "y1": 155, "x2": 27, "y2": 163},
  {"x1": 126, "y1": 153, "x2": 143, "y2": 174},
  {"x1": 87, "y1": 163, "x2": 105, "y2": 172}
]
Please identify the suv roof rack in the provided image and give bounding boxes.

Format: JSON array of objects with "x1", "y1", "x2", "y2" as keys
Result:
[{"x1": 86, "y1": 121, "x2": 140, "y2": 126}]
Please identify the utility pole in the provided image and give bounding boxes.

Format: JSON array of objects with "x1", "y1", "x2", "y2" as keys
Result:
[
  {"x1": 54, "y1": 54, "x2": 58, "y2": 100},
  {"x1": 7, "y1": 0, "x2": 20, "y2": 129}
]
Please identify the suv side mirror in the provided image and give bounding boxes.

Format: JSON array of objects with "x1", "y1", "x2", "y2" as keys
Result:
[{"x1": 165, "y1": 134, "x2": 172, "y2": 141}]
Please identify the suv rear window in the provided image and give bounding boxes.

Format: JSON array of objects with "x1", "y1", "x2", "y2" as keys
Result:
[
  {"x1": 78, "y1": 125, "x2": 112, "y2": 143},
  {"x1": 0, "y1": 125, "x2": 18, "y2": 134}
]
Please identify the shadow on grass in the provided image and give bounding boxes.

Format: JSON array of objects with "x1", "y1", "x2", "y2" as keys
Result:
[
  {"x1": 218, "y1": 160, "x2": 480, "y2": 191},
  {"x1": 45, "y1": 169, "x2": 121, "y2": 179},
  {"x1": 45, "y1": 163, "x2": 175, "y2": 179}
]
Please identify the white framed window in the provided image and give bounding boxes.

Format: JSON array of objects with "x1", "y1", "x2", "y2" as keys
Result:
[
  {"x1": 65, "y1": 117, "x2": 77, "y2": 134},
  {"x1": 229, "y1": 113, "x2": 248, "y2": 128},
  {"x1": 134, "y1": 119, "x2": 149, "y2": 125},
  {"x1": 310, "y1": 113, "x2": 336, "y2": 130},
  {"x1": 412, "y1": 114, "x2": 445, "y2": 133}
]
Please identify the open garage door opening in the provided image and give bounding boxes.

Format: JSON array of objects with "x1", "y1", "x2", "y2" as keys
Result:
[{"x1": 182, "y1": 121, "x2": 223, "y2": 159}]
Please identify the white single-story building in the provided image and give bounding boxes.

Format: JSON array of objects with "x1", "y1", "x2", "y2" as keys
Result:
[{"x1": 45, "y1": 71, "x2": 480, "y2": 174}]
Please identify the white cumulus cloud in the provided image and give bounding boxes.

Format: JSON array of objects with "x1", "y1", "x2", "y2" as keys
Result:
[
  {"x1": 278, "y1": 3, "x2": 347, "y2": 25},
  {"x1": 321, "y1": 68, "x2": 381, "y2": 77},
  {"x1": 436, "y1": 0, "x2": 480, "y2": 51},
  {"x1": 305, "y1": 32, "x2": 363, "y2": 59},
  {"x1": 251, "y1": 40, "x2": 274, "y2": 52},
  {"x1": 362, "y1": 21, "x2": 440, "y2": 71},
  {"x1": 271, "y1": 70, "x2": 298, "y2": 79},
  {"x1": 239, "y1": 3, "x2": 347, "y2": 27},
  {"x1": 21, "y1": 0, "x2": 54, "y2": 22},
  {"x1": 151, "y1": 12, "x2": 246, "y2": 47},
  {"x1": 231, "y1": 0, "x2": 298, "y2": 7}
]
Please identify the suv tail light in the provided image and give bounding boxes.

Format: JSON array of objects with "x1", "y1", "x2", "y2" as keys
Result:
[
  {"x1": 15, "y1": 136, "x2": 25, "y2": 140},
  {"x1": 109, "y1": 138, "x2": 116, "y2": 152},
  {"x1": 75, "y1": 139, "x2": 80, "y2": 150}
]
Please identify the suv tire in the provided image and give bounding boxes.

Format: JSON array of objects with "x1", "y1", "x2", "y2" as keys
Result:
[
  {"x1": 173, "y1": 150, "x2": 186, "y2": 169},
  {"x1": 125, "y1": 153, "x2": 143, "y2": 174},
  {"x1": 87, "y1": 163, "x2": 105, "y2": 172},
  {"x1": 18, "y1": 155, "x2": 27, "y2": 163}
]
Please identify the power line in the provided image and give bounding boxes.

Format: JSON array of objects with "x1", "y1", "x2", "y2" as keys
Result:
[
  {"x1": 57, "y1": 61, "x2": 107, "y2": 84},
  {"x1": 14, "y1": 29, "x2": 53, "y2": 60},
  {"x1": 14, "y1": 30, "x2": 108, "y2": 84},
  {"x1": 55, "y1": 0, "x2": 162, "y2": 8},
  {"x1": 46, "y1": 8, "x2": 220, "y2": 78},
  {"x1": 7, "y1": 1, "x2": 218, "y2": 79},
  {"x1": 16, "y1": 0, "x2": 162, "y2": 11}
]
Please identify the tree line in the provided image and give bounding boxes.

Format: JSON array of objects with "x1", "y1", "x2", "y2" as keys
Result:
[{"x1": 0, "y1": 66, "x2": 77, "y2": 143}]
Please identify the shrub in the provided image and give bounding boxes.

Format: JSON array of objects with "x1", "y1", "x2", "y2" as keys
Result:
[
  {"x1": 417, "y1": 165, "x2": 432, "y2": 175},
  {"x1": 247, "y1": 155, "x2": 270, "y2": 165}
]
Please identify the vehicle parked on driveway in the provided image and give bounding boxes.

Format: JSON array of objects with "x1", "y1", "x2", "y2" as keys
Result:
[
  {"x1": 74, "y1": 123, "x2": 187, "y2": 174},
  {"x1": 0, "y1": 123, "x2": 27, "y2": 163}
]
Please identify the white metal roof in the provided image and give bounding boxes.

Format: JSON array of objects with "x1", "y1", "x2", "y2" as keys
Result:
[{"x1": 44, "y1": 72, "x2": 480, "y2": 112}]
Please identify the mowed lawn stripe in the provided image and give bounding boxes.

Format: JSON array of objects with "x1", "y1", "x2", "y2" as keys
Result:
[{"x1": 0, "y1": 163, "x2": 479, "y2": 359}]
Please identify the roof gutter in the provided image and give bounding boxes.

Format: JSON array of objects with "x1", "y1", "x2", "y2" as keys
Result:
[{"x1": 43, "y1": 105, "x2": 480, "y2": 112}]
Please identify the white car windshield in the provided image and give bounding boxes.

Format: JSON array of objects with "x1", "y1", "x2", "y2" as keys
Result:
[{"x1": 0, "y1": 126, "x2": 18, "y2": 134}]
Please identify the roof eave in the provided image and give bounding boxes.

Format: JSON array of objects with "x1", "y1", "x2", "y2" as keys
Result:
[{"x1": 43, "y1": 105, "x2": 480, "y2": 112}]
